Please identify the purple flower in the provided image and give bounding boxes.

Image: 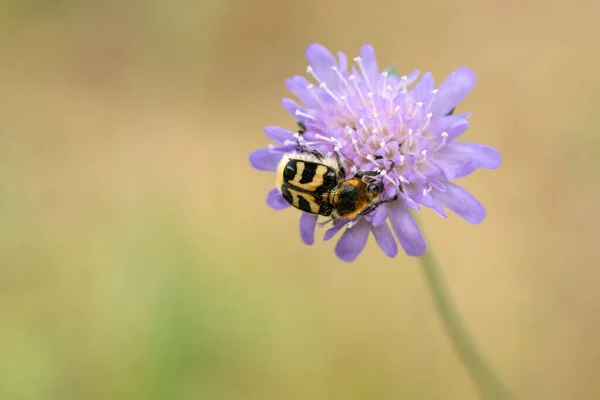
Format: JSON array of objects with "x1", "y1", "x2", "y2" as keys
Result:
[{"x1": 250, "y1": 44, "x2": 501, "y2": 262}]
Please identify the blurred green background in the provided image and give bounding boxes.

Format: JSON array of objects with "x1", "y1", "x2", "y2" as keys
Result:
[{"x1": 1, "y1": 0, "x2": 600, "y2": 399}]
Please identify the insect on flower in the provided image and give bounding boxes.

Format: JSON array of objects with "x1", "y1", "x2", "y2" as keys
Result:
[
  {"x1": 276, "y1": 143, "x2": 397, "y2": 222},
  {"x1": 250, "y1": 44, "x2": 501, "y2": 262}
]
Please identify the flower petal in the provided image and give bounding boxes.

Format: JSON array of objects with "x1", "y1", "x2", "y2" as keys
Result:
[
  {"x1": 428, "y1": 113, "x2": 471, "y2": 138},
  {"x1": 306, "y1": 43, "x2": 338, "y2": 88},
  {"x1": 285, "y1": 75, "x2": 318, "y2": 107},
  {"x1": 434, "y1": 142, "x2": 501, "y2": 180},
  {"x1": 453, "y1": 162, "x2": 479, "y2": 179},
  {"x1": 430, "y1": 67, "x2": 476, "y2": 118},
  {"x1": 264, "y1": 126, "x2": 295, "y2": 144},
  {"x1": 299, "y1": 213, "x2": 318, "y2": 245},
  {"x1": 388, "y1": 201, "x2": 426, "y2": 256},
  {"x1": 435, "y1": 182, "x2": 486, "y2": 224},
  {"x1": 440, "y1": 142, "x2": 502, "y2": 170},
  {"x1": 445, "y1": 121, "x2": 470, "y2": 141},
  {"x1": 370, "y1": 206, "x2": 388, "y2": 227},
  {"x1": 372, "y1": 222, "x2": 398, "y2": 258},
  {"x1": 324, "y1": 220, "x2": 346, "y2": 241},
  {"x1": 281, "y1": 98, "x2": 303, "y2": 119},
  {"x1": 359, "y1": 44, "x2": 379, "y2": 87},
  {"x1": 334, "y1": 219, "x2": 371, "y2": 262},
  {"x1": 266, "y1": 188, "x2": 289, "y2": 210},
  {"x1": 410, "y1": 72, "x2": 435, "y2": 104},
  {"x1": 249, "y1": 146, "x2": 292, "y2": 171},
  {"x1": 337, "y1": 51, "x2": 348, "y2": 72},
  {"x1": 418, "y1": 192, "x2": 447, "y2": 218}
]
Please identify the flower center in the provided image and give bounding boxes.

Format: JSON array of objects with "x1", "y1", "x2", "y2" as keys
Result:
[{"x1": 296, "y1": 62, "x2": 451, "y2": 203}]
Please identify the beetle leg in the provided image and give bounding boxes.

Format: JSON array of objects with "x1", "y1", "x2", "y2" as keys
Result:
[{"x1": 358, "y1": 194, "x2": 399, "y2": 216}]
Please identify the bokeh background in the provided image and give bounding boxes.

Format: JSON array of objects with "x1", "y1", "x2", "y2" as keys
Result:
[{"x1": 1, "y1": 0, "x2": 600, "y2": 399}]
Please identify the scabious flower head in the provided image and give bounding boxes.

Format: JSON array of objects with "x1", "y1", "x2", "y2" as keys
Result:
[{"x1": 250, "y1": 44, "x2": 501, "y2": 262}]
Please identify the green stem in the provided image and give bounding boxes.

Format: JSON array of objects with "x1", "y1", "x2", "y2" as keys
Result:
[{"x1": 419, "y1": 236, "x2": 512, "y2": 399}]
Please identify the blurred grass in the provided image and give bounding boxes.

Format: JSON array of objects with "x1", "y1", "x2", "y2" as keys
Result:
[{"x1": 1, "y1": 0, "x2": 600, "y2": 399}]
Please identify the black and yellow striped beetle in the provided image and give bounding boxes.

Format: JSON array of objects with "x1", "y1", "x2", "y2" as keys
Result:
[{"x1": 276, "y1": 144, "x2": 397, "y2": 220}]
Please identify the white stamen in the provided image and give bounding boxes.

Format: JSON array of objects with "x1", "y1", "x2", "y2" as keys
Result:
[
  {"x1": 319, "y1": 82, "x2": 343, "y2": 105},
  {"x1": 366, "y1": 154, "x2": 381, "y2": 168},
  {"x1": 349, "y1": 74, "x2": 367, "y2": 106},
  {"x1": 340, "y1": 95, "x2": 357, "y2": 117},
  {"x1": 434, "y1": 131, "x2": 448, "y2": 151},
  {"x1": 306, "y1": 84, "x2": 323, "y2": 106},
  {"x1": 381, "y1": 71, "x2": 388, "y2": 97},
  {"x1": 400, "y1": 76, "x2": 408, "y2": 93},
  {"x1": 347, "y1": 220, "x2": 359, "y2": 229},
  {"x1": 406, "y1": 128, "x2": 414, "y2": 147},
  {"x1": 353, "y1": 56, "x2": 372, "y2": 89},
  {"x1": 295, "y1": 109, "x2": 317, "y2": 120},
  {"x1": 422, "y1": 183, "x2": 433, "y2": 196},
  {"x1": 398, "y1": 175, "x2": 410, "y2": 184},
  {"x1": 373, "y1": 113, "x2": 384, "y2": 133},
  {"x1": 358, "y1": 118, "x2": 368, "y2": 132},
  {"x1": 306, "y1": 65, "x2": 323, "y2": 84},
  {"x1": 350, "y1": 165, "x2": 358, "y2": 174},
  {"x1": 315, "y1": 133, "x2": 337, "y2": 142},
  {"x1": 421, "y1": 149, "x2": 427, "y2": 156},
  {"x1": 331, "y1": 65, "x2": 351, "y2": 91},
  {"x1": 416, "y1": 102, "x2": 424, "y2": 108},
  {"x1": 384, "y1": 174, "x2": 399, "y2": 188},
  {"x1": 431, "y1": 89, "x2": 438, "y2": 94},
  {"x1": 348, "y1": 129, "x2": 361, "y2": 153}
]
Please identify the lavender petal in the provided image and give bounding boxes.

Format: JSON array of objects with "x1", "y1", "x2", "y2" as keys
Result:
[
  {"x1": 359, "y1": 44, "x2": 379, "y2": 86},
  {"x1": 264, "y1": 126, "x2": 295, "y2": 144},
  {"x1": 281, "y1": 98, "x2": 304, "y2": 119},
  {"x1": 266, "y1": 188, "x2": 289, "y2": 210},
  {"x1": 428, "y1": 113, "x2": 472, "y2": 137},
  {"x1": 440, "y1": 142, "x2": 502, "y2": 171},
  {"x1": 430, "y1": 67, "x2": 476, "y2": 118},
  {"x1": 306, "y1": 43, "x2": 338, "y2": 88},
  {"x1": 453, "y1": 162, "x2": 479, "y2": 179},
  {"x1": 445, "y1": 120, "x2": 470, "y2": 141},
  {"x1": 388, "y1": 201, "x2": 426, "y2": 256},
  {"x1": 324, "y1": 220, "x2": 346, "y2": 241},
  {"x1": 410, "y1": 72, "x2": 435, "y2": 104},
  {"x1": 418, "y1": 192, "x2": 448, "y2": 218},
  {"x1": 337, "y1": 51, "x2": 348, "y2": 72},
  {"x1": 334, "y1": 219, "x2": 371, "y2": 262},
  {"x1": 372, "y1": 222, "x2": 398, "y2": 258},
  {"x1": 285, "y1": 75, "x2": 319, "y2": 107},
  {"x1": 370, "y1": 206, "x2": 388, "y2": 227},
  {"x1": 299, "y1": 213, "x2": 318, "y2": 245},
  {"x1": 435, "y1": 182, "x2": 486, "y2": 224},
  {"x1": 249, "y1": 146, "x2": 292, "y2": 171}
]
